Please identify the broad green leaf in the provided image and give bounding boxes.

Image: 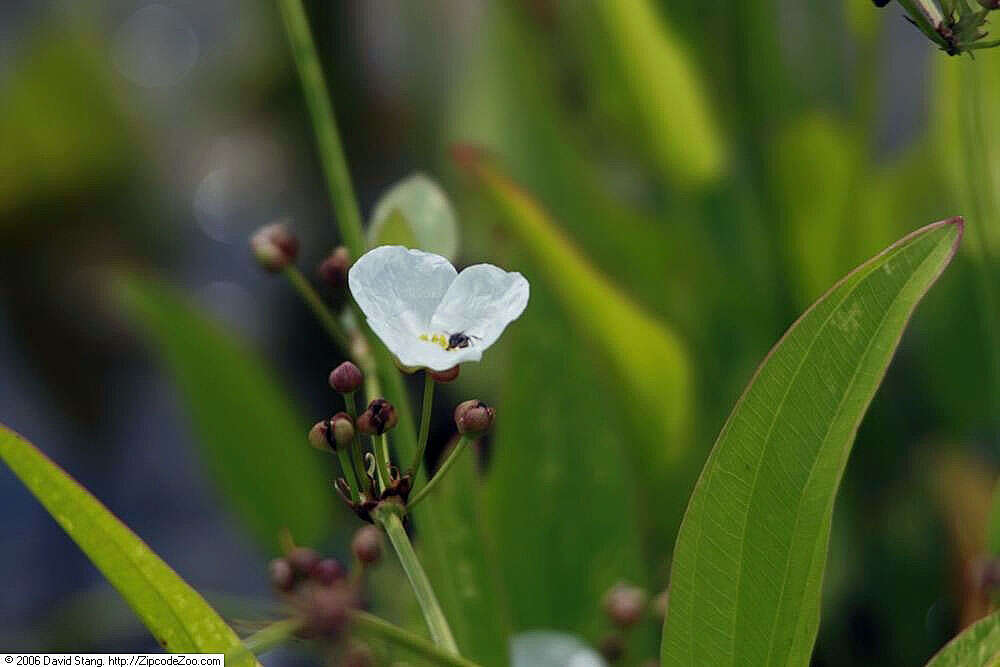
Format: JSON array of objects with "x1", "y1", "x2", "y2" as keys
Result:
[
  {"x1": 0, "y1": 424, "x2": 255, "y2": 663},
  {"x1": 925, "y1": 610, "x2": 1000, "y2": 667},
  {"x1": 510, "y1": 631, "x2": 608, "y2": 667},
  {"x1": 485, "y1": 285, "x2": 653, "y2": 654},
  {"x1": 115, "y1": 275, "x2": 337, "y2": 552},
  {"x1": 455, "y1": 150, "x2": 693, "y2": 468},
  {"x1": 368, "y1": 173, "x2": 459, "y2": 260},
  {"x1": 416, "y1": 440, "x2": 510, "y2": 665},
  {"x1": 661, "y1": 219, "x2": 963, "y2": 666},
  {"x1": 591, "y1": 0, "x2": 725, "y2": 188}
]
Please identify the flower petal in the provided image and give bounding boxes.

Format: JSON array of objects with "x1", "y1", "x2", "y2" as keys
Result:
[
  {"x1": 348, "y1": 246, "x2": 457, "y2": 337},
  {"x1": 431, "y1": 264, "x2": 530, "y2": 351}
]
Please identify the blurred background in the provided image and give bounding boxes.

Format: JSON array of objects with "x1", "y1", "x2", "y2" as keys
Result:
[{"x1": 1, "y1": 1, "x2": 999, "y2": 665}]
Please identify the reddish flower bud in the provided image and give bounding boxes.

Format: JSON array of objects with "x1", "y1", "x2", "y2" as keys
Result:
[
  {"x1": 317, "y1": 246, "x2": 351, "y2": 288},
  {"x1": 454, "y1": 400, "x2": 495, "y2": 435},
  {"x1": 429, "y1": 366, "x2": 460, "y2": 383},
  {"x1": 301, "y1": 585, "x2": 356, "y2": 636},
  {"x1": 268, "y1": 557, "x2": 295, "y2": 592},
  {"x1": 602, "y1": 582, "x2": 648, "y2": 628},
  {"x1": 250, "y1": 223, "x2": 298, "y2": 272},
  {"x1": 351, "y1": 525, "x2": 382, "y2": 566},
  {"x1": 311, "y1": 558, "x2": 346, "y2": 586},
  {"x1": 356, "y1": 399, "x2": 398, "y2": 435},
  {"x1": 287, "y1": 547, "x2": 321, "y2": 575},
  {"x1": 329, "y1": 361, "x2": 364, "y2": 394},
  {"x1": 308, "y1": 420, "x2": 333, "y2": 453}
]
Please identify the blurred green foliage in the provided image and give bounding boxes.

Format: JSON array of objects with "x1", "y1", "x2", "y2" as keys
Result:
[{"x1": 2, "y1": 1, "x2": 999, "y2": 665}]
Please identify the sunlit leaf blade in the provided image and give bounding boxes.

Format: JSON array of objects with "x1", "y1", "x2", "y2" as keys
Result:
[
  {"x1": 115, "y1": 275, "x2": 337, "y2": 552},
  {"x1": 368, "y1": 172, "x2": 460, "y2": 260},
  {"x1": 454, "y1": 147, "x2": 694, "y2": 469},
  {"x1": 592, "y1": 0, "x2": 725, "y2": 187},
  {"x1": 416, "y1": 440, "x2": 510, "y2": 665},
  {"x1": 925, "y1": 610, "x2": 1000, "y2": 667},
  {"x1": 0, "y1": 424, "x2": 255, "y2": 663},
  {"x1": 484, "y1": 286, "x2": 654, "y2": 654},
  {"x1": 661, "y1": 218, "x2": 963, "y2": 666}
]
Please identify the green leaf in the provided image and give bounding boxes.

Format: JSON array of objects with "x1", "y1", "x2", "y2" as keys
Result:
[
  {"x1": 591, "y1": 0, "x2": 725, "y2": 187},
  {"x1": 455, "y1": 149, "x2": 694, "y2": 468},
  {"x1": 661, "y1": 218, "x2": 963, "y2": 666},
  {"x1": 0, "y1": 424, "x2": 255, "y2": 663},
  {"x1": 368, "y1": 173, "x2": 459, "y2": 260},
  {"x1": 115, "y1": 275, "x2": 337, "y2": 552},
  {"x1": 925, "y1": 610, "x2": 1000, "y2": 667},
  {"x1": 415, "y1": 441, "x2": 510, "y2": 665},
  {"x1": 484, "y1": 285, "x2": 653, "y2": 653}
]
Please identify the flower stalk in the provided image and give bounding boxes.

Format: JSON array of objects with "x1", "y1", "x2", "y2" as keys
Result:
[
  {"x1": 408, "y1": 372, "x2": 435, "y2": 476},
  {"x1": 406, "y1": 435, "x2": 473, "y2": 512},
  {"x1": 283, "y1": 266, "x2": 350, "y2": 350},
  {"x1": 276, "y1": 0, "x2": 366, "y2": 258},
  {"x1": 373, "y1": 504, "x2": 459, "y2": 653}
]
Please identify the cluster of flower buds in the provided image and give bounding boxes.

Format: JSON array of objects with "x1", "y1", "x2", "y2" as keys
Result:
[
  {"x1": 250, "y1": 222, "x2": 354, "y2": 289},
  {"x1": 597, "y1": 582, "x2": 668, "y2": 664},
  {"x1": 309, "y1": 359, "x2": 497, "y2": 520},
  {"x1": 874, "y1": 0, "x2": 1000, "y2": 55},
  {"x1": 268, "y1": 546, "x2": 358, "y2": 638},
  {"x1": 266, "y1": 529, "x2": 384, "y2": 658}
]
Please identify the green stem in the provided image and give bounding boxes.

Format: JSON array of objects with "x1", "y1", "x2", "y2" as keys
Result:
[
  {"x1": 406, "y1": 436, "x2": 472, "y2": 512},
  {"x1": 958, "y1": 60, "x2": 1000, "y2": 439},
  {"x1": 374, "y1": 506, "x2": 458, "y2": 653},
  {"x1": 283, "y1": 266, "x2": 350, "y2": 349},
  {"x1": 350, "y1": 610, "x2": 478, "y2": 667},
  {"x1": 335, "y1": 446, "x2": 360, "y2": 504},
  {"x1": 233, "y1": 617, "x2": 304, "y2": 658},
  {"x1": 373, "y1": 433, "x2": 392, "y2": 492},
  {"x1": 342, "y1": 392, "x2": 373, "y2": 496},
  {"x1": 276, "y1": 0, "x2": 366, "y2": 257},
  {"x1": 408, "y1": 372, "x2": 435, "y2": 476}
]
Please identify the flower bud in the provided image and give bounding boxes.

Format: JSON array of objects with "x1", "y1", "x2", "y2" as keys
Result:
[
  {"x1": 454, "y1": 400, "x2": 495, "y2": 435},
  {"x1": 302, "y1": 585, "x2": 356, "y2": 636},
  {"x1": 308, "y1": 420, "x2": 334, "y2": 453},
  {"x1": 329, "y1": 361, "x2": 364, "y2": 394},
  {"x1": 351, "y1": 525, "x2": 382, "y2": 566},
  {"x1": 250, "y1": 223, "x2": 298, "y2": 272},
  {"x1": 311, "y1": 558, "x2": 346, "y2": 586},
  {"x1": 602, "y1": 582, "x2": 648, "y2": 629},
  {"x1": 317, "y1": 246, "x2": 351, "y2": 288},
  {"x1": 287, "y1": 547, "x2": 321, "y2": 575},
  {"x1": 268, "y1": 557, "x2": 295, "y2": 592},
  {"x1": 356, "y1": 398, "x2": 398, "y2": 435},
  {"x1": 429, "y1": 366, "x2": 460, "y2": 383}
]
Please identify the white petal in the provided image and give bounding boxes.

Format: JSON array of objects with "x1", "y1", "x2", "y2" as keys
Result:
[
  {"x1": 431, "y1": 264, "x2": 530, "y2": 351},
  {"x1": 348, "y1": 246, "x2": 457, "y2": 337},
  {"x1": 391, "y1": 333, "x2": 485, "y2": 371}
]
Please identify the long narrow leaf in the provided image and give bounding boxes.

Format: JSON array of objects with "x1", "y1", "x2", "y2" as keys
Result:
[
  {"x1": 116, "y1": 275, "x2": 337, "y2": 552},
  {"x1": 0, "y1": 424, "x2": 255, "y2": 663},
  {"x1": 662, "y1": 218, "x2": 963, "y2": 666}
]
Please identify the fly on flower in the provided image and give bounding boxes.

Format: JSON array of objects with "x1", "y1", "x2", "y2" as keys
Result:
[{"x1": 348, "y1": 246, "x2": 529, "y2": 371}]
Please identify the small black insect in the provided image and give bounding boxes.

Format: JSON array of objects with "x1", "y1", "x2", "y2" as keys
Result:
[{"x1": 446, "y1": 332, "x2": 479, "y2": 350}]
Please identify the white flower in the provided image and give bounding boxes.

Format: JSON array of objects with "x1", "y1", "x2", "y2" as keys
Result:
[{"x1": 348, "y1": 246, "x2": 530, "y2": 371}]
